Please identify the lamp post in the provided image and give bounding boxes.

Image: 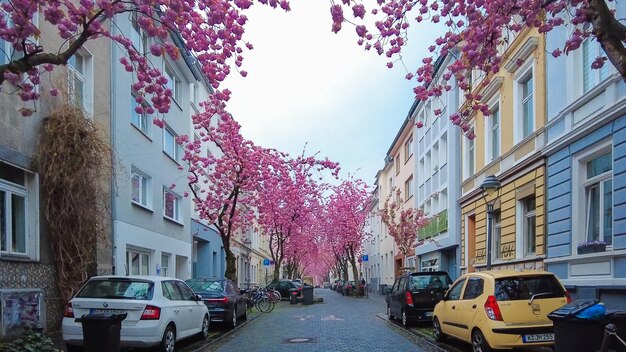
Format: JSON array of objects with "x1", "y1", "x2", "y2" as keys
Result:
[{"x1": 480, "y1": 175, "x2": 501, "y2": 270}]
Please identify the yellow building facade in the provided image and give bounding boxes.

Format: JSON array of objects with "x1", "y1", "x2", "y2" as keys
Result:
[{"x1": 459, "y1": 28, "x2": 547, "y2": 273}]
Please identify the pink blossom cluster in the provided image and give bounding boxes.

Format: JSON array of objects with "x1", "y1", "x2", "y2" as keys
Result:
[
  {"x1": 332, "y1": 0, "x2": 620, "y2": 137},
  {"x1": 380, "y1": 188, "x2": 430, "y2": 255}
]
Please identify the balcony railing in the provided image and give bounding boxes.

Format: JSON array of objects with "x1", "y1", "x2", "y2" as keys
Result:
[{"x1": 418, "y1": 209, "x2": 448, "y2": 240}]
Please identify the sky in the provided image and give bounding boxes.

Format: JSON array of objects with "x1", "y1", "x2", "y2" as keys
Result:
[{"x1": 223, "y1": 0, "x2": 444, "y2": 186}]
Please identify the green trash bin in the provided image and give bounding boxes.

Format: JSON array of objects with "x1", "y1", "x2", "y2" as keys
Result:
[{"x1": 75, "y1": 313, "x2": 127, "y2": 352}]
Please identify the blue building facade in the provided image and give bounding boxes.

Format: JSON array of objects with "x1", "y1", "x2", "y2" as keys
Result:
[
  {"x1": 191, "y1": 219, "x2": 225, "y2": 280},
  {"x1": 544, "y1": 15, "x2": 626, "y2": 308}
]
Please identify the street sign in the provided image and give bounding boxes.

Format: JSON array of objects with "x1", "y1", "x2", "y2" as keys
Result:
[
  {"x1": 263, "y1": 258, "x2": 270, "y2": 266},
  {"x1": 362, "y1": 255, "x2": 369, "y2": 262}
]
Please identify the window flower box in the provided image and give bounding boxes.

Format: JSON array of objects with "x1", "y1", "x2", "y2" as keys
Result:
[{"x1": 577, "y1": 241, "x2": 607, "y2": 255}]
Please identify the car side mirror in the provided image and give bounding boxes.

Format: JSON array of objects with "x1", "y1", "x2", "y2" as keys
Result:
[
  {"x1": 435, "y1": 292, "x2": 446, "y2": 302},
  {"x1": 195, "y1": 294, "x2": 203, "y2": 301}
]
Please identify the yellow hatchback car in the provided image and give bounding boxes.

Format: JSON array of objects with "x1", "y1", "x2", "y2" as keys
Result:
[{"x1": 432, "y1": 270, "x2": 570, "y2": 352}]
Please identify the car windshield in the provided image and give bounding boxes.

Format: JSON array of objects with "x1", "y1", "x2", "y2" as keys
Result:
[
  {"x1": 186, "y1": 280, "x2": 224, "y2": 292},
  {"x1": 495, "y1": 275, "x2": 565, "y2": 301},
  {"x1": 409, "y1": 274, "x2": 452, "y2": 290},
  {"x1": 76, "y1": 278, "x2": 154, "y2": 300}
]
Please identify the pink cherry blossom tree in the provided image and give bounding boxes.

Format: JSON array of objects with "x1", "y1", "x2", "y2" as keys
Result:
[
  {"x1": 0, "y1": 0, "x2": 290, "y2": 116},
  {"x1": 326, "y1": 178, "x2": 370, "y2": 287},
  {"x1": 380, "y1": 187, "x2": 430, "y2": 269},
  {"x1": 185, "y1": 107, "x2": 263, "y2": 282},
  {"x1": 255, "y1": 149, "x2": 339, "y2": 283},
  {"x1": 331, "y1": 0, "x2": 626, "y2": 135}
]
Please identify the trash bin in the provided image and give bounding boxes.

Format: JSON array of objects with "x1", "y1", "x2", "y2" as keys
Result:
[
  {"x1": 302, "y1": 286, "x2": 314, "y2": 305},
  {"x1": 289, "y1": 288, "x2": 299, "y2": 305},
  {"x1": 601, "y1": 311, "x2": 626, "y2": 352},
  {"x1": 75, "y1": 313, "x2": 127, "y2": 352},
  {"x1": 548, "y1": 299, "x2": 605, "y2": 352}
]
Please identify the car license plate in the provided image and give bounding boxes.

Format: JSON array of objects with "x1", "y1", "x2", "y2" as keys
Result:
[
  {"x1": 523, "y1": 333, "x2": 554, "y2": 343},
  {"x1": 425, "y1": 312, "x2": 433, "y2": 317},
  {"x1": 89, "y1": 309, "x2": 125, "y2": 315}
]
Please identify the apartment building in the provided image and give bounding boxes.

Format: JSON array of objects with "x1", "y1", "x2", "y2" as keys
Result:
[
  {"x1": 413, "y1": 54, "x2": 462, "y2": 278},
  {"x1": 458, "y1": 27, "x2": 548, "y2": 273},
  {"x1": 363, "y1": 180, "x2": 383, "y2": 292},
  {"x1": 0, "y1": 15, "x2": 111, "y2": 337},
  {"x1": 109, "y1": 13, "x2": 201, "y2": 279},
  {"x1": 543, "y1": 4, "x2": 626, "y2": 308}
]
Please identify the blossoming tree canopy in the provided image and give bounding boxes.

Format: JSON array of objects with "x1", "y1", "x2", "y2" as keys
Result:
[
  {"x1": 0, "y1": 0, "x2": 290, "y2": 116},
  {"x1": 380, "y1": 187, "x2": 430, "y2": 259},
  {"x1": 332, "y1": 0, "x2": 626, "y2": 134}
]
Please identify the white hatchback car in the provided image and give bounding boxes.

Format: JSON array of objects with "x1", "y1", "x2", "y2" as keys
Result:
[{"x1": 62, "y1": 276, "x2": 209, "y2": 352}]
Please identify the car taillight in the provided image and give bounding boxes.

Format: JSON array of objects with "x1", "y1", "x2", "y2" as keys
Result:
[
  {"x1": 565, "y1": 290, "x2": 572, "y2": 304},
  {"x1": 405, "y1": 292, "x2": 414, "y2": 306},
  {"x1": 141, "y1": 305, "x2": 161, "y2": 320},
  {"x1": 63, "y1": 303, "x2": 74, "y2": 318},
  {"x1": 484, "y1": 295, "x2": 503, "y2": 321},
  {"x1": 209, "y1": 297, "x2": 229, "y2": 303}
]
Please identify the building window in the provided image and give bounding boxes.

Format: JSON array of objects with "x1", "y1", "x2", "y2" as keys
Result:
[
  {"x1": 161, "y1": 253, "x2": 170, "y2": 277},
  {"x1": 405, "y1": 175, "x2": 414, "y2": 201},
  {"x1": 520, "y1": 73, "x2": 534, "y2": 139},
  {"x1": 487, "y1": 104, "x2": 500, "y2": 162},
  {"x1": 131, "y1": 94, "x2": 151, "y2": 136},
  {"x1": 164, "y1": 64, "x2": 181, "y2": 103},
  {"x1": 584, "y1": 151, "x2": 613, "y2": 245},
  {"x1": 191, "y1": 83, "x2": 199, "y2": 107},
  {"x1": 464, "y1": 127, "x2": 475, "y2": 179},
  {"x1": 163, "y1": 126, "x2": 181, "y2": 162},
  {"x1": 0, "y1": 162, "x2": 31, "y2": 256},
  {"x1": 395, "y1": 153, "x2": 400, "y2": 175},
  {"x1": 405, "y1": 136, "x2": 413, "y2": 162},
  {"x1": 582, "y1": 39, "x2": 609, "y2": 93},
  {"x1": 68, "y1": 53, "x2": 85, "y2": 109},
  {"x1": 520, "y1": 196, "x2": 536, "y2": 256},
  {"x1": 127, "y1": 249, "x2": 150, "y2": 275},
  {"x1": 493, "y1": 210, "x2": 502, "y2": 260},
  {"x1": 163, "y1": 188, "x2": 181, "y2": 221},
  {"x1": 212, "y1": 251, "x2": 218, "y2": 277},
  {"x1": 131, "y1": 167, "x2": 151, "y2": 208}
]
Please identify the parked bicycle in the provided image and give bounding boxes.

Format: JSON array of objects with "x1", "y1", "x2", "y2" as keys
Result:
[{"x1": 243, "y1": 287, "x2": 275, "y2": 313}]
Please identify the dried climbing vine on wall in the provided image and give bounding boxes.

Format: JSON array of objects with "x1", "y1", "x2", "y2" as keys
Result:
[{"x1": 35, "y1": 105, "x2": 110, "y2": 304}]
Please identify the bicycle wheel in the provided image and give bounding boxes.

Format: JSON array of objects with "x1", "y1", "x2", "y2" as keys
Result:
[
  {"x1": 255, "y1": 297, "x2": 274, "y2": 312},
  {"x1": 268, "y1": 290, "x2": 281, "y2": 303}
]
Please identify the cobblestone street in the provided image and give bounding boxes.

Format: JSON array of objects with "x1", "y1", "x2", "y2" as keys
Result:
[{"x1": 183, "y1": 288, "x2": 451, "y2": 352}]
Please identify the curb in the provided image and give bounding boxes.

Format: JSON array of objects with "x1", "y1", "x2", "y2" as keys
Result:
[{"x1": 374, "y1": 313, "x2": 453, "y2": 352}]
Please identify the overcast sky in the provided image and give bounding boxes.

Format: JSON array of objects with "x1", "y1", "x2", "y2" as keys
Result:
[{"x1": 223, "y1": 1, "x2": 443, "y2": 186}]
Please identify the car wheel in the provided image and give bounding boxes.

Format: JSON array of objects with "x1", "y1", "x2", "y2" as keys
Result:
[
  {"x1": 387, "y1": 305, "x2": 394, "y2": 320},
  {"x1": 401, "y1": 310, "x2": 411, "y2": 327},
  {"x1": 229, "y1": 307, "x2": 237, "y2": 329},
  {"x1": 200, "y1": 314, "x2": 209, "y2": 339},
  {"x1": 160, "y1": 324, "x2": 176, "y2": 352},
  {"x1": 472, "y1": 329, "x2": 494, "y2": 352},
  {"x1": 433, "y1": 317, "x2": 446, "y2": 342}
]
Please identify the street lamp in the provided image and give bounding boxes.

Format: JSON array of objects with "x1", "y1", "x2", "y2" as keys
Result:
[{"x1": 480, "y1": 175, "x2": 501, "y2": 270}]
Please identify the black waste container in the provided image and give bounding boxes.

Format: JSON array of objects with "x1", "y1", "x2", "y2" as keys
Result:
[
  {"x1": 75, "y1": 313, "x2": 127, "y2": 352},
  {"x1": 602, "y1": 311, "x2": 626, "y2": 352},
  {"x1": 548, "y1": 299, "x2": 605, "y2": 352},
  {"x1": 302, "y1": 286, "x2": 314, "y2": 305},
  {"x1": 289, "y1": 288, "x2": 299, "y2": 305}
]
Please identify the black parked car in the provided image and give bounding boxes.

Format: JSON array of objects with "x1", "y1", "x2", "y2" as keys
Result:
[
  {"x1": 386, "y1": 271, "x2": 453, "y2": 327},
  {"x1": 335, "y1": 280, "x2": 345, "y2": 293},
  {"x1": 186, "y1": 279, "x2": 247, "y2": 329},
  {"x1": 266, "y1": 279, "x2": 302, "y2": 299}
]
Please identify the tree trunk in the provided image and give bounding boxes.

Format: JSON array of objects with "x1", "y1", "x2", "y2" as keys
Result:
[
  {"x1": 588, "y1": 0, "x2": 626, "y2": 80},
  {"x1": 224, "y1": 247, "x2": 237, "y2": 283},
  {"x1": 272, "y1": 258, "x2": 282, "y2": 283}
]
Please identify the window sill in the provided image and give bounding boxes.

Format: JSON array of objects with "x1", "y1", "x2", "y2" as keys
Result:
[
  {"x1": 475, "y1": 255, "x2": 545, "y2": 268},
  {"x1": 163, "y1": 151, "x2": 181, "y2": 165},
  {"x1": 131, "y1": 123, "x2": 153, "y2": 141},
  {"x1": 0, "y1": 253, "x2": 37, "y2": 263},
  {"x1": 544, "y1": 248, "x2": 626, "y2": 264},
  {"x1": 163, "y1": 215, "x2": 184, "y2": 226},
  {"x1": 132, "y1": 201, "x2": 154, "y2": 213}
]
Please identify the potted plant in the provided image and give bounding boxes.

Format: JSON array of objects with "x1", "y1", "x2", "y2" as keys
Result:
[{"x1": 577, "y1": 240, "x2": 607, "y2": 255}]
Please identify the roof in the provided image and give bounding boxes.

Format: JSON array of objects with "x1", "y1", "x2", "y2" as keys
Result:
[
  {"x1": 89, "y1": 275, "x2": 181, "y2": 282},
  {"x1": 468, "y1": 270, "x2": 555, "y2": 279}
]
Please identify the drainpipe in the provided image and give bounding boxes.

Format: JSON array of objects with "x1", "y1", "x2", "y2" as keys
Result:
[{"x1": 109, "y1": 24, "x2": 117, "y2": 276}]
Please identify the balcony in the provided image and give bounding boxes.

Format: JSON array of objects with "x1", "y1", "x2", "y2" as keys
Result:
[{"x1": 418, "y1": 209, "x2": 448, "y2": 240}]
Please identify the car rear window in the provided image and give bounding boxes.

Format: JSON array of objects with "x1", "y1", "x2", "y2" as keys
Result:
[
  {"x1": 495, "y1": 275, "x2": 565, "y2": 301},
  {"x1": 76, "y1": 279, "x2": 154, "y2": 300},
  {"x1": 409, "y1": 274, "x2": 452, "y2": 290},
  {"x1": 186, "y1": 280, "x2": 224, "y2": 292}
]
